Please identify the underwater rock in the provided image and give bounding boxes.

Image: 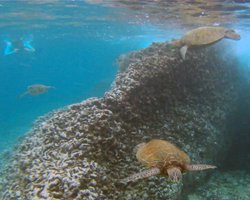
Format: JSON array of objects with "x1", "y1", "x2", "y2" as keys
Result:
[{"x1": 0, "y1": 40, "x2": 241, "y2": 199}]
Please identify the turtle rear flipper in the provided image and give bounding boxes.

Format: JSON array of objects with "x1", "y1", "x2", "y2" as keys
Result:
[
  {"x1": 134, "y1": 142, "x2": 146, "y2": 155},
  {"x1": 169, "y1": 39, "x2": 182, "y2": 47},
  {"x1": 120, "y1": 167, "x2": 160, "y2": 184},
  {"x1": 186, "y1": 164, "x2": 216, "y2": 171},
  {"x1": 18, "y1": 91, "x2": 29, "y2": 98}
]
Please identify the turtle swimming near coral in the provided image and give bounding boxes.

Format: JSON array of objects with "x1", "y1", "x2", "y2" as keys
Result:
[
  {"x1": 171, "y1": 26, "x2": 241, "y2": 60},
  {"x1": 121, "y1": 139, "x2": 216, "y2": 183},
  {"x1": 19, "y1": 84, "x2": 55, "y2": 98}
]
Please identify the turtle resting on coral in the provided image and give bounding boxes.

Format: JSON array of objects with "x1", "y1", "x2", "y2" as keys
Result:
[
  {"x1": 121, "y1": 139, "x2": 216, "y2": 183},
  {"x1": 171, "y1": 26, "x2": 241, "y2": 60}
]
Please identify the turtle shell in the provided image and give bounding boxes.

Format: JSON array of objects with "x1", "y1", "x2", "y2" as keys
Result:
[
  {"x1": 181, "y1": 26, "x2": 227, "y2": 46},
  {"x1": 136, "y1": 139, "x2": 190, "y2": 172},
  {"x1": 28, "y1": 84, "x2": 49, "y2": 95}
]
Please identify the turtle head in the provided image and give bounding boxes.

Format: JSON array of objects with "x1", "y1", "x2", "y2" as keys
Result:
[
  {"x1": 167, "y1": 167, "x2": 182, "y2": 182},
  {"x1": 225, "y1": 29, "x2": 241, "y2": 40}
]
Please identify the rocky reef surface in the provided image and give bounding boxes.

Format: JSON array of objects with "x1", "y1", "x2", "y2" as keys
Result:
[{"x1": 0, "y1": 41, "x2": 241, "y2": 200}]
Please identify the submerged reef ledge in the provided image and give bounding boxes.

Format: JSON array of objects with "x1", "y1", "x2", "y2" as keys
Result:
[{"x1": 0, "y1": 41, "x2": 240, "y2": 200}]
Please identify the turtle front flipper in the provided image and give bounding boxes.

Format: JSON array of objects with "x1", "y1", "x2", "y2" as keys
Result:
[
  {"x1": 120, "y1": 167, "x2": 160, "y2": 184},
  {"x1": 186, "y1": 164, "x2": 216, "y2": 171},
  {"x1": 180, "y1": 45, "x2": 188, "y2": 60},
  {"x1": 167, "y1": 167, "x2": 182, "y2": 182}
]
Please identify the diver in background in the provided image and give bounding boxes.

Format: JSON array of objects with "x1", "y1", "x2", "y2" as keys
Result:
[{"x1": 3, "y1": 36, "x2": 35, "y2": 55}]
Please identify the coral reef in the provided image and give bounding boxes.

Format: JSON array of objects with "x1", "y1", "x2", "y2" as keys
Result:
[{"x1": 0, "y1": 40, "x2": 240, "y2": 199}]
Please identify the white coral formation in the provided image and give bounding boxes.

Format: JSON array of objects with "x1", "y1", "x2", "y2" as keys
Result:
[{"x1": 0, "y1": 42, "x2": 240, "y2": 199}]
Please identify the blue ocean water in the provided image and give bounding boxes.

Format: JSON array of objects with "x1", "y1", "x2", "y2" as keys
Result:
[{"x1": 0, "y1": 1, "x2": 179, "y2": 152}]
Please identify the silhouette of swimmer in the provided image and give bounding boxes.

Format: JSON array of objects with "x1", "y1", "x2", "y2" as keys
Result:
[{"x1": 3, "y1": 36, "x2": 35, "y2": 55}]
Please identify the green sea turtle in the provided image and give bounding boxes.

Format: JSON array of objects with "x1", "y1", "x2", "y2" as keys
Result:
[
  {"x1": 121, "y1": 139, "x2": 216, "y2": 183},
  {"x1": 171, "y1": 26, "x2": 241, "y2": 60},
  {"x1": 19, "y1": 84, "x2": 54, "y2": 98}
]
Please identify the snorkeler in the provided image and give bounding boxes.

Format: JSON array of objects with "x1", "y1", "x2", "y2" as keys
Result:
[{"x1": 3, "y1": 36, "x2": 35, "y2": 55}]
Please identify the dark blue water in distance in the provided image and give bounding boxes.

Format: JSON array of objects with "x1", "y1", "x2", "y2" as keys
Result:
[{"x1": 0, "y1": 1, "x2": 180, "y2": 152}]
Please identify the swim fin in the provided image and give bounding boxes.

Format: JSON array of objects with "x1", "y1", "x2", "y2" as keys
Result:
[
  {"x1": 23, "y1": 37, "x2": 35, "y2": 52},
  {"x1": 3, "y1": 40, "x2": 18, "y2": 55}
]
